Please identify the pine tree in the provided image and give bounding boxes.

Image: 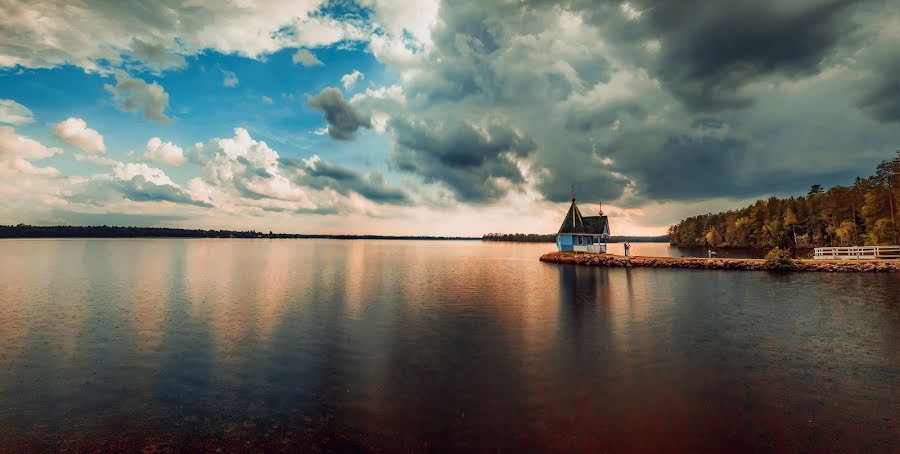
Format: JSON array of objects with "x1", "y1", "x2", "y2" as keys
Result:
[{"x1": 670, "y1": 157, "x2": 899, "y2": 248}]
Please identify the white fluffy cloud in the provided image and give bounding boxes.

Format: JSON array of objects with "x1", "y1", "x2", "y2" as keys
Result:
[
  {"x1": 62, "y1": 161, "x2": 213, "y2": 209},
  {"x1": 7, "y1": 124, "x2": 412, "y2": 223},
  {"x1": 185, "y1": 127, "x2": 409, "y2": 215},
  {"x1": 359, "y1": 0, "x2": 440, "y2": 47},
  {"x1": 114, "y1": 162, "x2": 176, "y2": 186},
  {"x1": 341, "y1": 70, "x2": 365, "y2": 90},
  {"x1": 0, "y1": 0, "x2": 368, "y2": 72},
  {"x1": 143, "y1": 137, "x2": 186, "y2": 166},
  {"x1": 0, "y1": 126, "x2": 62, "y2": 177},
  {"x1": 350, "y1": 85, "x2": 405, "y2": 132},
  {"x1": 51, "y1": 118, "x2": 106, "y2": 154},
  {"x1": 196, "y1": 127, "x2": 311, "y2": 203},
  {"x1": 0, "y1": 99, "x2": 34, "y2": 125}
]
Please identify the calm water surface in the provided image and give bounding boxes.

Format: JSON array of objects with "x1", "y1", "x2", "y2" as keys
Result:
[{"x1": 0, "y1": 239, "x2": 897, "y2": 452}]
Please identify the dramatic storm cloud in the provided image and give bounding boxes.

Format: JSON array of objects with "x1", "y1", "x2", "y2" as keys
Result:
[
  {"x1": 609, "y1": 0, "x2": 865, "y2": 110},
  {"x1": 307, "y1": 87, "x2": 372, "y2": 140},
  {"x1": 283, "y1": 155, "x2": 409, "y2": 204},
  {"x1": 350, "y1": 0, "x2": 897, "y2": 207},
  {"x1": 0, "y1": 0, "x2": 895, "y2": 234},
  {"x1": 390, "y1": 117, "x2": 535, "y2": 203}
]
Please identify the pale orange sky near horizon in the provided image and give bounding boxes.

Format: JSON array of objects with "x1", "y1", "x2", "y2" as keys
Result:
[{"x1": 93, "y1": 196, "x2": 766, "y2": 237}]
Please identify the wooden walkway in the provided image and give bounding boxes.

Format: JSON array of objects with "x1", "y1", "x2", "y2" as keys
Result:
[{"x1": 813, "y1": 246, "x2": 900, "y2": 260}]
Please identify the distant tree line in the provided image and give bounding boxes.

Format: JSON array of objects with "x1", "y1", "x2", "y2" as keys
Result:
[
  {"x1": 0, "y1": 225, "x2": 479, "y2": 240},
  {"x1": 668, "y1": 153, "x2": 900, "y2": 249},
  {"x1": 483, "y1": 233, "x2": 555, "y2": 242},
  {"x1": 482, "y1": 233, "x2": 669, "y2": 243}
]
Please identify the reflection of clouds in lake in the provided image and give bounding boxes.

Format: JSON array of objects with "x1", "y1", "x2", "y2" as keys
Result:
[
  {"x1": 1, "y1": 239, "x2": 897, "y2": 449},
  {"x1": 0, "y1": 240, "x2": 92, "y2": 369},
  {"x1": 250, "y1": 240, "x2": 307, "y2": 341},
  {"x1": 128, "y1": 240, "x2": 171, "y2": 352}
]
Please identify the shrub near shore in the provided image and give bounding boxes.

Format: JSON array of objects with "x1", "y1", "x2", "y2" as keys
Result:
[{"x1": 764, "y1": 247, "x2": 796, "y2": 271}]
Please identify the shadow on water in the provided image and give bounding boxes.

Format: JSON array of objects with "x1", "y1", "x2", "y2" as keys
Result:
[{"x1": 555, "y1": 265, "x2": 613, "y2": 361}]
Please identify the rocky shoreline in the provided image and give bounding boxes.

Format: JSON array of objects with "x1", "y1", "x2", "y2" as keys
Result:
[{"x1": 540, "y1": 252, "x2": 900, "y2": 272}]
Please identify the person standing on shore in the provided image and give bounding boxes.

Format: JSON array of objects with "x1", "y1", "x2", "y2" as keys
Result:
[{"x1": 624, "y1": 242, "x2": 630, "y2": 256}]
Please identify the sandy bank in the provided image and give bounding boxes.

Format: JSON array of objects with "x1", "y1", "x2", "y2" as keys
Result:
[{"x1": 539, "y1": 252, "x2": 900, "y2": 272}]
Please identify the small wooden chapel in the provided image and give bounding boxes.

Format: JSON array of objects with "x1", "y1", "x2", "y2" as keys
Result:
[{"x1": 555, "y1": 196, "x2": 610, "y2": 253}]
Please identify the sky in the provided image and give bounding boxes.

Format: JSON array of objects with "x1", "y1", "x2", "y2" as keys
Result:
[{"x1": 0, "y1": 0, "x2": 897, "y2": 236}]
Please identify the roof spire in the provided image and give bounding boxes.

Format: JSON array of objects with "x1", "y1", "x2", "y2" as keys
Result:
[{"x1": 571, "y1": 184, "x2": 576, "y2": 202}]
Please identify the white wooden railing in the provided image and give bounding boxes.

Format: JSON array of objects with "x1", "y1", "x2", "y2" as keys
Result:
[
  {"x1": 573, "y1": 244, "x2": 607, "y2": 254},
  {"x1": 813, "y1": 246, "x2": 900, "y2": 260}
]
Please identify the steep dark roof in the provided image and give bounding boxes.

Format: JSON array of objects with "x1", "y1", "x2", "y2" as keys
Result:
[
  {"x1": 557, "y1": 199, "x2": 609, "y2": 235},
  {"x1": 581, "y1": 215, "x2": 609, "y2": 235}
]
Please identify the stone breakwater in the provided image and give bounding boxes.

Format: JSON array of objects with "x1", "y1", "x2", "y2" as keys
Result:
[{"x1": 540, "y1": 252, "x2": 900, "y2": 272}]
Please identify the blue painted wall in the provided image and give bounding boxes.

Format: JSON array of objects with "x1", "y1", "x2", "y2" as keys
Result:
[
  {"x1": 556, "y1": 234, "x2": 607, "y2": 251},
  {"x1": 556, "y1": 234, "x2": 574, "y2": 252}
]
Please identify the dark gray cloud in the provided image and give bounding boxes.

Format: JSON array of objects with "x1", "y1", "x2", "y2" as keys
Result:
[
  {"x1": 401, "y1": 1, "x2": 610, "y2": 109},
  {"x1": 104, "y1": 73, "x2": 170, "y2": 121},
  {"x1": 66, "y1": 176, "x2": 212, "y2": 207},
  {"x1": 280, "y1": 156, "x2": 409, "y2": 204},
  {"x1": 130, "y1": 38, "x2": 187, "y2": 72},
  {"x1": 307, "y1": 87, "x2": 371, "y2": 140},
  {"x1": 563, "y1": 101, "x2": 646, "y2": 133},
  {"x1": 538, "y1": 167, "x2": 631, "y2": 204},
  {"x1": 63, "y1": 179, "x2": 125, "y2": 206},
  {"x1": 3, "y1": 0, "x2": 895, "y2": 228},
  {"x1": 122, "y1": 176, "x2": 212, "y2": 207},
  {"x1": 855, "y1": 46, "x2": 900, "y2": 123},
  {"x1": 231, "y1": 176, "x2": 270, "y2": 200},
  {"x1": 612, "y1": 133, "x2": 749, "y2": 200},
  {"x1": 390, "y1": 117, "x2": 536, "y2": 203},
  {"x1": 294, "y1": 206, "x2": 343, "y2": 215},
  {"x1": 560, "y1": 0, "x2": 871, "y2": 111},
  {"x1": 309, "y1": 0, "x2": 894, "y2": 213},
  {"x1": 400, "y1": 0, "x2": 894, "y2": 207},
  {"x1": 639, "y1": 0, "x2": 862, "y2": 111}
]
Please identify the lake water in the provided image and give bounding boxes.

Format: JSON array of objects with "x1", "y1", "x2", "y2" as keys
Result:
[{"x1": 0, "y1": 239, "x2": 897, "y2": 452}]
